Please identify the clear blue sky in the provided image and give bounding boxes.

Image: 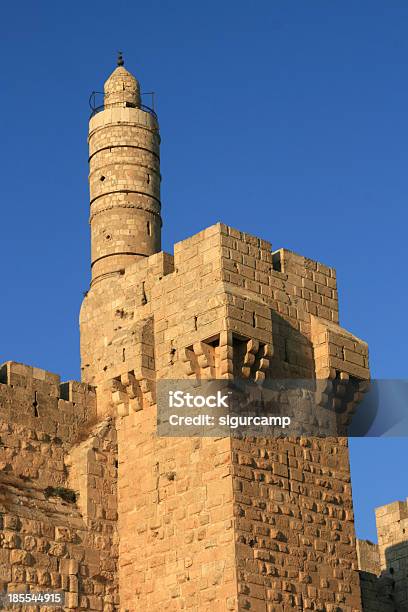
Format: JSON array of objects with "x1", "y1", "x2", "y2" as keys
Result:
[{"x1": 0, "y1": 1, "x2": 407, "y2": 542}]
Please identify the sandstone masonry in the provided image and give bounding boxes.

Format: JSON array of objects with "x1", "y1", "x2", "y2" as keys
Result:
[
  {"x1": 357, "y1": 499, "x2": 408, "y2": 611},
  {"x1": 0, "y1": 56, "x2": 403, "y2": 611}
]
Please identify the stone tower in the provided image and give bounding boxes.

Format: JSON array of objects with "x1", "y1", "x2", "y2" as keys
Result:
[
  {"x1": 88, "y1": 53, "x2": 161, "y2": 285},
  {"x1": 0, "y1": 56, "x2": 381, "y2": 612},
  {"x1": 79, "y1": 58, "x2": 370, "y2": 610}
]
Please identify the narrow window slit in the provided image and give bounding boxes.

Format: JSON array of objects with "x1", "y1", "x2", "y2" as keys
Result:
[
  {"x1": 283, "y1": 339, "x2": 289, "y2": 363},
  {"x1": 33, "y1": 392, "x2": 39, "y2": 417},
  {"x1": 141, "y1": 281, "x2": 147, "y2": 305}
]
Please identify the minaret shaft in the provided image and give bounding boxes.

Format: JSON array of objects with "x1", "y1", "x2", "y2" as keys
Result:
[{"x1": 88, "y1": 64, "x2": 161, "y2": 284}]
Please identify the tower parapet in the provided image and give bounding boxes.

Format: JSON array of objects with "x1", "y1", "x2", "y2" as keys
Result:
[{"x1": 88, "y1": 56, "x2": 162, "y2": 284}]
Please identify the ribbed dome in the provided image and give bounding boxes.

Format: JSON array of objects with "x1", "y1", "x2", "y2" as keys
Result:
[{"x1": 104, "y1": 65, "x2": 141, "y2": 109}]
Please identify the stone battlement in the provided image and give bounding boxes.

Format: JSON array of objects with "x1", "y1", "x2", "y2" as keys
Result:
[
  {"x1": 0, "y1": 361, "x2": 94, "y2": 400},
  {"x1": 0, "y1": 361, "x2": 96, "y2": 444},
  {"x1": 357, "y1": 498, "x2": 408, "y2": 611},
  {"x1": 357, "y1": 539, "x2": 381, "y2": 575},
  {"x1": 376, "y1": 497, "x2": 408, "y2": 525},
  {"x1": 0, "y1": 361, "x2": 118, "y2": 610}
]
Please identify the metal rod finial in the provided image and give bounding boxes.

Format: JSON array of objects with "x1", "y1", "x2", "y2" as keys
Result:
[{"x1": 117, "y1": 51, "x2": 124, "y2": 67}]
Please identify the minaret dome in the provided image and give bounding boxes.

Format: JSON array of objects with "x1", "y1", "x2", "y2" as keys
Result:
[{"x1": 103, "y1": 53, "x2": 141, "y2": 109}]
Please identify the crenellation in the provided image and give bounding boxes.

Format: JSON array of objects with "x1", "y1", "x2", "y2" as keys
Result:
[
  {"x1": 356, "y1": 540, "x2": 380, "y2": 576},
  {"x1": 356, "y1": 498, "x2": 408, "y2": 611},
  {"x1": 0, "y1": 362, "x2": 118, "y2": 609}
]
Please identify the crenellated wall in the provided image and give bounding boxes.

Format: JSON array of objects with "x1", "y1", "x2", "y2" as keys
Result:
[
  {"x1": 356, "y1": 499, "x2": 408, "y2": 611},
  {"x1": 0, "y1": 362, "x2": 119, "y2": 610}
]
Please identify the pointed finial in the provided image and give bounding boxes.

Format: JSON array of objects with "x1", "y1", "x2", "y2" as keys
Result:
[{"x1": 117, "y1": 51, "x2": 124, "y2": 67}]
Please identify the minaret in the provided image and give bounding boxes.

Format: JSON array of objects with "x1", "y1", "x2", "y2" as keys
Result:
[{"x1": 88, "y1": 53, "x2": 162, "y2": 284}]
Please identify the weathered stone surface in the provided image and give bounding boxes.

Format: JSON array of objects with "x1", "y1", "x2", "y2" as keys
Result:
[
  {"x1": 357, "y1": 498, "x2": 408, "y2": 611},
  {"x1": 0, "y1": 367, "x2": 118, "y2": 610}
]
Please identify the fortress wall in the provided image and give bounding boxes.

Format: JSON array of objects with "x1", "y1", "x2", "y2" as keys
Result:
[
  {"x1": 356, "y1": 541, "x2": 394, "y2": 612},
  {"x1": 375, "y1": 499, "x2": 408, "y2": 610},
  {"x1": 232, "y1": 436, "x2": 362, "y2": 611},
  {"x1": 0, "y1": 362, "x2": 96, "y2": 483},
  {"x1": 356, "y1": 540, "x2": 380, "y2": 576},
  {"x1": 0, "y1": 362, "x2": 119, "y2": 610},
  {"x1": 116, "y1": 415, "x2": 238, "y2": 611},
  {"x1": 78, "y1": 225, "x2": 239, "y2": 609},
  {"x1": 356, "y1": 502, "x2": 408, "y2": 611},
  {"x1": 112, "y1": 227, "x2": 240, "y2": 610},
  {"x1": 358, "y1": 571, "x2": 395, "y2": 612}
]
